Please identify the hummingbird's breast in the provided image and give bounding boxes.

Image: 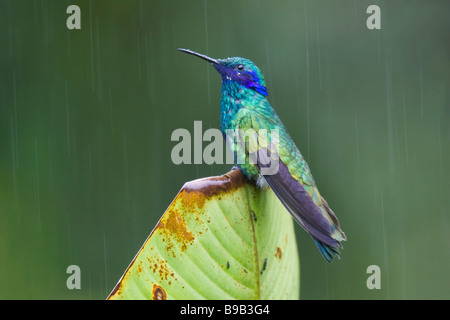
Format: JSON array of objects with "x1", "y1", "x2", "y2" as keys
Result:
[
  {"x1": 219, "y1": 80, "x2": 263, "y2": 134},
  {"x1": 219, "y1": 81, "x2": 244, "y2": 133}
]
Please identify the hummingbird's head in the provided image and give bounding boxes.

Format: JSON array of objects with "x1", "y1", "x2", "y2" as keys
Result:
[{"x1": 178, "y1": 48, "x2": 268, "y2": 97}]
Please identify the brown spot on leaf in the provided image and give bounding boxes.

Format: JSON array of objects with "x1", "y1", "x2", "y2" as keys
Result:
[
  {"x1": 136, "y1": 261, "x2": 143, "y2": 275},
  {"x1": 157, "y1": 209, "x2": 195, "y2": 255},
  {"x1": 180, "y1": 189, "x2": 207, "y2": 211},
  {"x1": 147, "y1": 257, "x2": 175, "y2": 282},
  {"x1": 275, "y1": 247, "x2": 283, "y2": 261},
  {"x1": 152, "y1": 284, "x2": 166, "y2": 300}
]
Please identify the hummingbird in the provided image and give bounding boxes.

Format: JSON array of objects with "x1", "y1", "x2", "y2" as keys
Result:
[{"x1": 178, "y1": 48, "x2": 346, "y2": 262}]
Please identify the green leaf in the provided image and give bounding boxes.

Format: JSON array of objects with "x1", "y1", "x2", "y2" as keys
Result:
[{"x1": 108, "y1": 169, "x2": 299, "y2": 300}]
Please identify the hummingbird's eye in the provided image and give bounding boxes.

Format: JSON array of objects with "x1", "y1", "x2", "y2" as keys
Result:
[{"x1": 237, "y1": 64, "x2": 244, "y2": 71}]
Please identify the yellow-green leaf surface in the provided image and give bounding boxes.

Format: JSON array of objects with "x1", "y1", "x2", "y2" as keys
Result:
[{"x1": 108, "y1": 169, "x2": 299, "y2": 300}]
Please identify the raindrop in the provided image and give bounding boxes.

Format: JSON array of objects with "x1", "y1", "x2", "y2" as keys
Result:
[
  {"x1": 33, "y1": 0, "x2": 38, "y2": 24},
  {"x1": 66, "y1": 17, "x2": 71, "y2": 57},
  {"x1": 103, "y1": 232, "x2": 108, "y2": 297},
  {"x1": 401, "y1": 240, "x2": 406, "y2": 299},
  {"x1": 419, "y1": 61, "x2": 424, "y2": 118},
  {"x1": 304, "y1": 0, "x2": 310, "y2": 159},
  {"x1": 66, "y1": 210, "x2": 72, "y2": 262},
  {"x1": 13, "y1": 70, "x2": 19, "y2": 169},
  {"x1": 306, "y1": 49, "x2": 310, "y2": 159},
  {"x1": 144, "y1": 36, "x2": 155, "y2": 103},
  {"x1": 139, "y1": 0, "x2": 143, "y2": 28},
  {"x1": 95, "y1": 17, "x2": 103, "y2": 103},
  {"x1": 108, "y1": 86, "x2": 114, "y2": 134},
  {"x1": 88, "y1": 144, "x2": 94, "y2": 188},
  {"x1": 123, "y1": 131, "x2": 130, "y2": 212},
  {"x1": 385, "y1": 53, "x2": 394, "y2": 172},
  {"x1": 377, "y1": 32, "x2": 381, "y2": 76},
  {"x1": 437, "y1": 123, "x2": 443, "y2": 174},
  {"x1": 88, "y1": 272, "x2": 92, "y2": 300},
  {"x1": 355, "y1": 115, "x2": 360, "y2": 169},
  {"x1": 89, "y1": 0, "x2": 95, "y2": 91},
  {"x1": 65, "y1": 80, "x2": 71, "y2": 157},
  {"x1": 34, "y1": 138, "x2": 41, "y2": 231},
  {"x1": 294, "y1": 68, "x2": 301, "y2": 114},
  {"x1": 204, "y1": 0, "x2": 211, "y2": 104},
  {"x1": 263, "y1": 39, "x2": 273, "y2": 88},
  {"x1": 136, "y1": 30, "x2": 142, "y2": 82},
  {"x1": 7, "y1": 0, "x2": 13, "y2": 58},
  {"x1": 380, "y1": 191, "x2": 390, "y2": 298},
  {"x1": 402, "y1": 92, "x2": 409, "y2": 166},
  {"x1": 316, "y1": 18, "x2": 322, "y2": 91},
  {"x1": 10, "y1": 117, "x2": 17, "y2": 196}
]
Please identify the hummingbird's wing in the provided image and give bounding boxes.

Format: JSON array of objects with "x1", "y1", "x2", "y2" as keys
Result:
[
  {"x1": 262, "y1": 158, "x2": 345, "y2": 261},
  {"x1": 234, "y1": 108, "x2": 346, "y2": 261}
]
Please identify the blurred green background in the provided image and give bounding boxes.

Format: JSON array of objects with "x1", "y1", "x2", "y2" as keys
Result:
[{"x1": 1, "y1": 0, "x2": 449, "y2": 299}]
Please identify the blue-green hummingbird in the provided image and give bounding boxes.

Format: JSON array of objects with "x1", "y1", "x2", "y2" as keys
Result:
[{"x1": 178, "y1": 48, "x2": 346, "y2": 262}]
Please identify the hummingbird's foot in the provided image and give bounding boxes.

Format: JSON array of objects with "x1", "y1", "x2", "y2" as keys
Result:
[{"x1": 256, "y1": 175, "x2": 269, "y2": 190}]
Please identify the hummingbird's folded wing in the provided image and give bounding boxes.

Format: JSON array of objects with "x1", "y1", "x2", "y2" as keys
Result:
[{"x1": 258, "y1": 148, "x2": 341, "y2": 248}]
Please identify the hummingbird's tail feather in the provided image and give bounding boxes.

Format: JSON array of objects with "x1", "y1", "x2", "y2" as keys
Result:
[
  {"x1": 320, "y1": 196, "x2": 346, "y2": 241},
  {"x1": 313, "y1": 238, "x2": 340, "y2": 263}
]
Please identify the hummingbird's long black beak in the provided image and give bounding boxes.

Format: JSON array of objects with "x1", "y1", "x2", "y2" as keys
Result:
[{"x1": 178, "y1": 48, "x2": 220, "y2": 65}]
